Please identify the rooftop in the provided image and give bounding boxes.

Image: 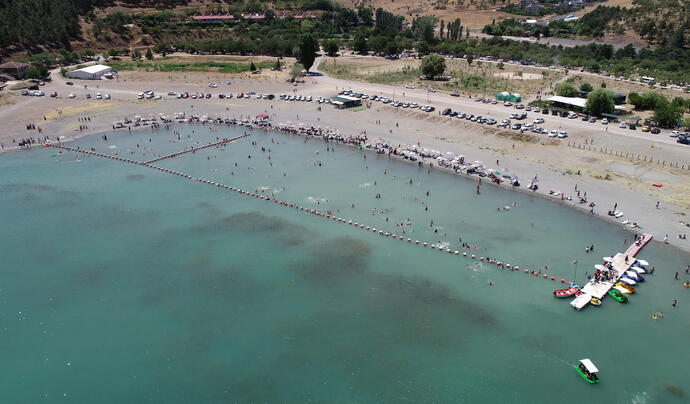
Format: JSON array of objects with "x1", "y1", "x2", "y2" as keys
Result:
[
  {"x1": 74, "y1": 64, "x2": 112, "y2": 74},
  {"x1": 0, "y1": 61, "x2": 30, "y2": 69}
]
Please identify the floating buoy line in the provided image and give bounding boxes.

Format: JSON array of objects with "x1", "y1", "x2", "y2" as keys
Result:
[{"x1": 44, "y1": 142, "x2": 569, "y2": 283}]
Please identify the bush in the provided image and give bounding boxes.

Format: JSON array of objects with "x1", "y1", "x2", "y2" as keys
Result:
[
  {"x1": 421, "y1": 54, "x2": 446, "y2": 78},
  {"x1": 585, "y1": 89, "x2": 614, "y2": 116},
  {"x1": 580, "y1": 82, "x2": 593, "y2": 92},
  {"x1": 555, "y1": 82, "x2": 576, "y2": 97}
]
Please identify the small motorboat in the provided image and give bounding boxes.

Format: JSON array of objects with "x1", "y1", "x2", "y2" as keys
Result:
[
  {"x1": 608, "y1": 288, "x2": 628, "y2": 303},
  {"x1": 575, "y1": 359, "x2": 600, "y2": 384},
  {"x1": 590, "y1": 297, "x2": 602, "y2": 306},
  {"x1": 619, "y1": 277, "x2": 637, "y2": 286},
  {"x1": 614, "y1": 285, "x2": 631, "y2": 295},
  {"x1": 625, "y1": 271, "x2": 643, "y2": 281},
  {"x1": 637, "y1": 259, "x2": 649, "y2": 266},
  {"x1": 603, "y1": 256, "x2": 614, "y2": 263},
  {"x1": 615, "y1": 282, "x2": 635, "y2": 293},
  {"x1": 631, "y1": 266, "x2": 646, "y2": 274},
  {"x1": 554, "y1": 287, "x2": 579, "y2": 298}
]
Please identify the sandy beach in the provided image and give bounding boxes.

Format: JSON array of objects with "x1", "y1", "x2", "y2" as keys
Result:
[{"x1": 1, "y1": 55, "x2": 689, "y2": 252}]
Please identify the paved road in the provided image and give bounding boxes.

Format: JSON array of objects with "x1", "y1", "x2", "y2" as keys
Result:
[
  {"x1": 313, "y1": 55, "x2": 683, "y2": 148},
  {"x1": 469, "y1": 32, "x2": 642, "y2": 50}
]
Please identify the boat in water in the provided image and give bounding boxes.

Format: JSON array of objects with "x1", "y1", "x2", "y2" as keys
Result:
[
  {"x1": 575, "y1": 359, "x2": 600, "y2": 384},
  {"x1": 554, "y1": 287, "x2": 580, "y2": 298},
  {"x1": 608, "y1": 289, "x2": 628, "y2": 303},
  {"x1": 619, "y1": 277, "x2": 637, "y2": 286},
  {"x1": 590, "y1": 297, "x2": 602, "y2": 306},
  {"x1": 613, "y1": 285, "x2": 631, "y2": 295},
  {"x1": 615, "y1": 282, "x2": 635, "y2": 293}
]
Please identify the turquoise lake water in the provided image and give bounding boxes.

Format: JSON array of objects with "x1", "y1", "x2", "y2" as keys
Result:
[{"x1": 1, "y1": 125, "x2": 689, "y2": 403}]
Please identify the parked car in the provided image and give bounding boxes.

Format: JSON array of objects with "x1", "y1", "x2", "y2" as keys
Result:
[
  {"x1": 65, "y1": 81, "x2": 74, "y2": 85},
  {"x1": 601, "y1": 118, "x2": 608, "y2": 125},
  {"x1": 450, "y1": 92, "x2": 460, "y2": 97},
  {"x1": 68, "y1": 93, "x2": 76, "y2": 98},
  {"x1": 558, "y1": 131, "x2": 568, "y2": 138},
  {"x1": 105, "y1": 93, "x2": 111, "y2": 99},
  {"x1": 650, "y1": 127, "x2": 660, "y2": 134},
  {"x1": 50, "y1": 92, "x2": 57, "y2": 97},
  {"x1": 641, "y1": 126, "x2": 651, "y2": 132},
  {"x1": 618, "y1": 122, "x2": 626, "y2": 128}
]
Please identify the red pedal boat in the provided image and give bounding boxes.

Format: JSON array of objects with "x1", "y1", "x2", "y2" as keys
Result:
[{"x1": 554, "y1": 287, "x2": 580, "y2": 298}]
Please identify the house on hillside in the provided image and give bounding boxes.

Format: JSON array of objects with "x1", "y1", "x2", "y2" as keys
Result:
[
  {"x1": 0, "y1": 61, "x2": 30, "y2": 79},
  {"x1": 520, "y1": 0, "x2": 545, "y2": 15},
  {"x1": 190, "y1": 14, "x2": 235, "y2": 24}
]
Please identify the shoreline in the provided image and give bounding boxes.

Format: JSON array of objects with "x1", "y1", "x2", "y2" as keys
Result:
[{"x1": 14, "y1": 112, "x2": 688, "y2": 255}]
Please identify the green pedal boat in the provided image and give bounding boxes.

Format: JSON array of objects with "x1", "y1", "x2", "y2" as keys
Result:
[
  {"x1": 608, "y1": 288, "x2": 628, "y2": 303},
  {"x1": 576, "y1": 359, "x2": 600, "y2": 384}
]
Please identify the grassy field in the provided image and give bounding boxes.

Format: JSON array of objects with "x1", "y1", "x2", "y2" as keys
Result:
[
  {"x1": 319, "y1": 56, "x2": 562, "y2": 98},
  {"x1": 107, "y1": 58, "x2": 274, "y2": 74}
]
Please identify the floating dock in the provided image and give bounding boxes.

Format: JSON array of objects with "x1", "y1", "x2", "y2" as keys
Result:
[
  {"x1": 570, "y1": 234, "x2": 652, "y2": 310},
  {"x1": 143, "y1": 134, "x2": 249, "y2": 164}
]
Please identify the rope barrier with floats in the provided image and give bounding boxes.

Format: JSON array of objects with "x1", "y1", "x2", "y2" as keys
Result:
[
  {"x1": 44, "y1": 143, "x2": 570, "y2": 283},
  {"x1": 143, "y1": 133, "x2": 250, "y2": 164}
]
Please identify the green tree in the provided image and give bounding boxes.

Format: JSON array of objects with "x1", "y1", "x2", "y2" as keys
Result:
[
  {"x1": 24, "y1": 66, "x2": 45, "y2": 79},
  {"x1": 323, "y1": 39, "x2": 339, "y2": 56},
  {"x1": 290, "y1": 63, "x2": 304, "y2": 82},
  {"x1": 585, "y1": 89, "x2": 614, "y2": 116},
  {"x1": 466, "y1": 54, "x2": 474, "y2": 66},
  {"x1": 580, "y1": 82, "x2": 593, "y2": 92},
  {"x1": 555, "y1": 82, "x2": 576, "y2": 97},
  {"x1": 145, "y1": 47, "x2": 153, "y2": 60},
  {"x1": 273, "y1": 59, "x2": 281, "y2": 71},
  {"x1": 297, "y1": 34, "x2": 318, "y2": 71},
  {"x1": 250, "y1": 61, "x2": 257, "y2": 71},
  {"x1": 353, "y1": 33, "x2": 368, "y2": 54},
  {"x1": 421, "y1": 54, "x2": 446, "y2": 78},
  {"x1": 681, "y1": 116, "x2": 690, "y2": 129},
  {"x1": 653, "y1": 103, "x2": 683, "y2": 127},
  {"x1": 131, "y1": 49, "x2": 141, "y2": 59},
  {"x1": 497, "y1": 61, "x2": 504, "y2": 70},
  {"x1": 600, "y1": 81, "x2": 606, "y2": 88}
]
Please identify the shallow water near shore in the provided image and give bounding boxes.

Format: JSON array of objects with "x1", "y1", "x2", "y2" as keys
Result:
[{"x1": 1, "y1": 124, "x2": 689, "y2": 403}]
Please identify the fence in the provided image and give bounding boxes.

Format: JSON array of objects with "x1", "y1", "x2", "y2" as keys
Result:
[{"x1": 566, "y1": 141, "x2": 690, "y2": 170}]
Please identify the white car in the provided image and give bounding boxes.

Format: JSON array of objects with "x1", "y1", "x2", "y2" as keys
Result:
[
  {"x1": 137, "y1": 92, "x2": 144, "y2": 99},
  {"x1": 68, "y1": 93, "x2": 76, "y2": 98},
  {"x1": 601, "y1": 118, "x2": 608, "y2": 125},
  {"x1": 155, "y1": 94, "x2": 162, "y2": 100},
  {"x1": 548, "y1": 130, "x2": 558, "y2": 137},
  {"x1": 558, "y1": 131, "x2": 568, "y2": 138},
  {"x1": 168, "y1": 91, "x2": 177, "y2": 96},
  {"x1": 105, "y1": 93, "x2": 111, "y2": 99},
  {"x1": 208, "y1": 83, "x2": 217, "y2": 88},
  {"x1": 405, "y1": 84, "x2": 415, "y2": 89},
  {"x1": 618, "y1": 123, "x2": 626, "y2": 128},
  {"x1": 96, "y1": 93, "x2": 102, "y2": 99},
  {"x1": 533, "y1": 118, "x2": 544, "y2": 124}
]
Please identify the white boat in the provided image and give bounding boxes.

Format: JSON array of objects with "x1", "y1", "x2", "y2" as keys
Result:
[
  {"x1": 631, "y1": 266, "x2": 646, "y2": 274},
  {"x1": 626, "y1": 271, "x2": 641, "y2": 279},
  {"x1": 614, "y1": 285, "x2": 631, "y2": 294},
  {"x1": 619, "y1": 277, "x2": 637, "y2": 286},
  {"x1": 603, "y1": 256, "x2": 614, "y2": 262},
  {"x1": 594, "y1": 264, "x2": 608, "y2": 271},
  {"x1": 637, "y1": 259, "x2": 649, "y2": 266}
]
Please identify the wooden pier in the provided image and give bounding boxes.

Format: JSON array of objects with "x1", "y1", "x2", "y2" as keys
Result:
[
  {"x1": 143, "y1": 133, "x2": 249, "y2": 164},
  {"x1": 570, "y1": 233, "x2": 653, "y2": 310}
]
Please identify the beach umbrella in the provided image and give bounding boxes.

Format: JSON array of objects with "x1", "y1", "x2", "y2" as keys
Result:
[
  {"x1": 603, "y1": 256, "x2": 614, "y2": 262},
  {"x1": 637, "y1": 259, "x2": 649, "y2": 266}
]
